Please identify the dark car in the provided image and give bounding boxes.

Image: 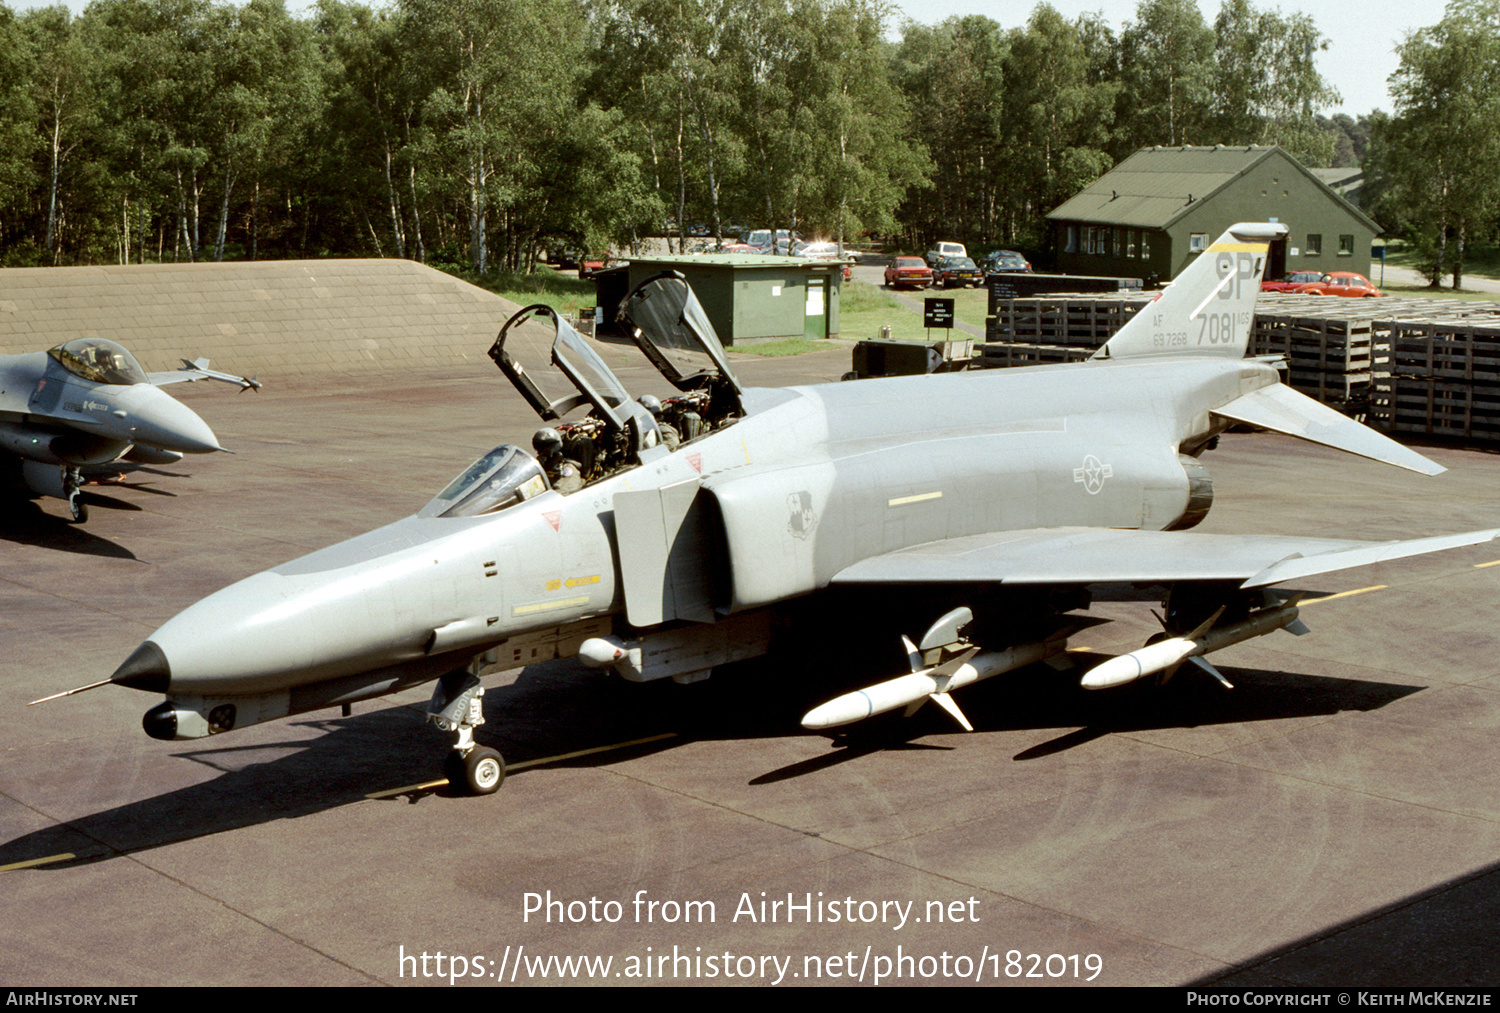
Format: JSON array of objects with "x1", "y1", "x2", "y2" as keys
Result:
[
  {"x1": 933, "y1": 256, "x2": 984, "y2": 288},
  {"x1": 981, "y1": 250, "x2": 1032, "y2": 274}
]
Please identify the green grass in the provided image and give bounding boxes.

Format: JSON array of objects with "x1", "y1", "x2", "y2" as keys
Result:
[
  {"x1": 839, "y1": 279, "x2": 990, "y2": 341},
  {"x1": 1380, "y1": 239, "x2": 1500, "y2": 283},
  {"x1": 1377, "y1": 282, "x2": 1500, "y2": 302},
  {"x1": 731, "y1": 337, "x2": 828, "y2": 356},
  {"x1": 448, "y1": 265, "x2": 598, "y2": 316}
]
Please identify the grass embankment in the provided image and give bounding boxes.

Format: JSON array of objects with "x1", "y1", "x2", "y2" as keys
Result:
[{"x1": 457, "y1": 265, "x2": 598, "y2": 316}]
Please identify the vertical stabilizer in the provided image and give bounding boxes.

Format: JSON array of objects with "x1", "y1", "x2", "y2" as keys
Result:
[{"x1": 1093, "y1": 222, "x2": 1287, "y2": 360}]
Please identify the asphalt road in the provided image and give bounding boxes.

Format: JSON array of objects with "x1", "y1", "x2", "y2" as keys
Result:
[{"x1": 2, "y1": 346, "x2": 1499, "y2": 987}]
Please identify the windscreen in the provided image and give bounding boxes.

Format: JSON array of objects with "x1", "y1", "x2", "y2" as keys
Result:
[
  {"x1": 419, "y1": 445, "x2": 550, "y2": 518},
  {"x1": 48, "y1": 339, "x2": 148, "y2": 386}
]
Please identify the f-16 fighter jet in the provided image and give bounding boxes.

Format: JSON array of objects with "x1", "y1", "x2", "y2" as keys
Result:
[
  {"x1": 39, "y1": 223, "x2": 1496, "y2": 793},
  {"x1": 0, "y1": 339, "x2": 256, "y2": 521}
]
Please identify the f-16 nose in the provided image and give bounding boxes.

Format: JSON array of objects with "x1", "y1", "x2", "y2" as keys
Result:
[
  {"x1": 110, "y1": 640, "x2": 170, "y2": 693},
  {"x1": 126, "y1": 387, "x2": 225, "y2": 454}
]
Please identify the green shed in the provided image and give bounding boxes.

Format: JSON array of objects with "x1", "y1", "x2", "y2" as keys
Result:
[
  {"x1": 607, "y1": 254, "x2": 846, "y2": 346},
  {"x1": 1047, "y1": 145, "x2": 1380, "y2": 285}
]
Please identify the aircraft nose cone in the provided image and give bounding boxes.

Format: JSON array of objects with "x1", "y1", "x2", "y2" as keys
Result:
[
  {"x1": 111, "y1": 640, "x2": 171, "y2": 693},
  {"x1": 127, "y1": 387, "x2": 224, "y2": 454}
]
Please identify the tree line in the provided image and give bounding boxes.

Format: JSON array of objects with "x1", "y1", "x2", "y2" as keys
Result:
[{"x1": 0, "y1": 0, "x2": 1418, "y2": 274}]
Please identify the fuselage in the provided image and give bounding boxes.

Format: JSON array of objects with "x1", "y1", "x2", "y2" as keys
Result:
[
  {"x1": 120, "y1": 354, "x2": 1282, "y2": 707},
  {"x1": 0, "y1": 350, "x2": 222, "y2": 466}
]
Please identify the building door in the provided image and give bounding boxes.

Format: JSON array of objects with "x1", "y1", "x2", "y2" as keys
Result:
[{"x1": 803, "y1": 276, "x2": 828, "y2": 341}]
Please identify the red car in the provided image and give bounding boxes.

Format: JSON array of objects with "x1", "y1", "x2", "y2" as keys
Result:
[
  {"x1": 884, "y1": 256, "x2": 933, "y2": 289},
  {"x1": 1260, "y1": 270, "x2": 1323, "y2": 292},
  {"x1": 1293, "y1": 272, "x2": 1383, "y2": 297}
]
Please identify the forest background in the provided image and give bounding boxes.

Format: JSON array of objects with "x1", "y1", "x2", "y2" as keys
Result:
[{"x1": 0, "y1": 0, "x2": 1492, "y2": 285}]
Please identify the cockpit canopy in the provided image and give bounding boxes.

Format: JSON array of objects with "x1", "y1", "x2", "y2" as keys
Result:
[
  {"x1": 48, "y1": 338, "x2": 148, "y2": 386},
  {"x1": 418, "y1": 445, "x2": 549, "y2": 518},
  {"x1": 616, "y1": 272, "x2": 741, "y2": 399}
]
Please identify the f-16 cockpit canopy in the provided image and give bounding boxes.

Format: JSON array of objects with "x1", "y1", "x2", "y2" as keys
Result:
[
  {"x1": 418, "y1": 444, "x2": 549, "y2": 518},
  {"x1": 47, "y1": 338, "x2": 148, "y2": 386}
]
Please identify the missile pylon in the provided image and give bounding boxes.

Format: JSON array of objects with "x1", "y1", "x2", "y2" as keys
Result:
[
  {"x1": 801, "y1": 638, "x2": 1066, "y2": 731},
  {"x1": 1080, "y1": 601, "x2": 1306, "y2": 690}
]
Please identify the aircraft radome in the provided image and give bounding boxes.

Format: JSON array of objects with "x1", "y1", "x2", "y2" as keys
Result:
[
  {"x1": 0, "y1": 339, "x2": 257, "y2": 521},
  {"x1": 33, "y1": 222, "x2": 1497, "y2": 794}
]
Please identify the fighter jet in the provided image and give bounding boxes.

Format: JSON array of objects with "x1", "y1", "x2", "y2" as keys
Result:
[
  {"x1": 0, "y1": 339, "x2": 256, "y2": 521},
  {"x1": 37, "y1": 222, "x2": 1497, "y2": 794}
]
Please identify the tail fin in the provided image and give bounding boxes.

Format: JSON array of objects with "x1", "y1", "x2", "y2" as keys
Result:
[{"x1": 1093, "y1": 221, "x2": 1287, "y2": 360}]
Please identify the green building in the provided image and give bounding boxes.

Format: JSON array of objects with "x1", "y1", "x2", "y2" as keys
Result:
[
  {"x1": 1047, "y1": 145, "x2": 1380, "y2": 285},
  {"x1": 601, "y1": 254, "x2": 846, "y2": 346}
]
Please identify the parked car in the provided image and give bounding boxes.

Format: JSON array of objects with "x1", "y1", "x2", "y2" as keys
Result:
[
  {"x1": 794, "y1": 241, "x2": 853, "y2": 278},
  {"x1": 579, "y1": 252, "x2": 611, "y2": 277},
  {"x1": 1260, "y1": 270, "x2": 1324, "y2": 292},
  {"x1": 981, "y1": 249, "x2": 1032, "y2": 274},
  {"x1": 933, "y1": 256, "x2": 984, "y2": 288},
  {"x1": 1293, "y1": 272, "x2": 1383, "y2": 297},
  {"x1": 924, "y1": 241, "x2": 967, "y2": 267},
  {"x1": 884, "y1": 256, "x2": 933, "y2": 289},
  {"x1": 718, "y1": 242, "x2": 762, "y2": 255}
]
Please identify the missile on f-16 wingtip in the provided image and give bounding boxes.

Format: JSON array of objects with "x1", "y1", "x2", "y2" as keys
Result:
[
  {"x1": 800, "y1": 638, "x2": 1066, "y2": 731},
  {"x1": 1080, "y1": 602, "x2": 1305, "y2": 690}
]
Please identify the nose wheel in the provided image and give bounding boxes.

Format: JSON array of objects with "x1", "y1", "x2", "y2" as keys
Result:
[
  {"x1": 428, "y1": 670, "x2": 506, "y2": 795},
  {"x1": 445, "y1": 746, "x2": 505, "y2": 795},
  {"x1": 65, "y1": 468, "x2": 87, "y2": 523}
]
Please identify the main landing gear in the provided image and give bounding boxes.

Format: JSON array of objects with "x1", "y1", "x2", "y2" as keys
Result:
[{"x1": 428, "y1": 670, "x2": 506, "y2": 795}]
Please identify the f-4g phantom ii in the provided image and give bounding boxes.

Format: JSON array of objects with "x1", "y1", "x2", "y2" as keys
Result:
[
  {"x1": 0, "y1": 339, "x2": 256, "y2": 521},
  {"x1": 40, "y1": 222, "x2": 1496, "y2": 794}
]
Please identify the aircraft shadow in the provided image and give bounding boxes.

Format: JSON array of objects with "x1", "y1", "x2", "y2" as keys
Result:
[
  {"x1": 1189, "y1": 858, "x2": 1500, "y2": 986},
  {"x1": 0, "y1": 499, "x2": 137, "y2": 558},
  {"x1": 0, "y1": 654, "x2": 1421, "y2": 873}
]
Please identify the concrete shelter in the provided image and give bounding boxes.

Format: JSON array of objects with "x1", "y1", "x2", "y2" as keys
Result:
[{"x1": 0, "y1": 259, "x2": 518, "y2": 375}]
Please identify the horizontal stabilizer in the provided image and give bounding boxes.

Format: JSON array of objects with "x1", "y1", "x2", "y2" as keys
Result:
[{"x1": 1213, "y1": 383, "x2": 1443, "y2": 476}]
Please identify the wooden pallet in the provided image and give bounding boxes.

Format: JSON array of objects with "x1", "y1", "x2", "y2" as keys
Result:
[
  {"x1": 1372, "y1": 376, "x2": 1500, "y2": 441},
  {"x1": 977, "y1": 342, "x2": 1094, "y2": 367}
]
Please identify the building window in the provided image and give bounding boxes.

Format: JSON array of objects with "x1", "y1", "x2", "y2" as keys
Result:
[
  {"x1": 1066, "y1": 225, "x2": 1077, "y2": 253},
  {"x1": 1338, "y1": 234, "x2": 1354, "y2": 256},
  {"x1": 1307, "y1": 234, "x2": 1322, "y2": 255},
  {"x1": 1141, "y1": 232, "x2": 1151, "y2": 259},
  {"x1": 1113, "y1": 230, "x2": 1123, "y2": 257},
  {"x1": 1127, "y1": 231, "x2": 1137, "y2": 258},
  {"x1": 1189, "y1": 233, "x2": 1208, "y2": 253}
]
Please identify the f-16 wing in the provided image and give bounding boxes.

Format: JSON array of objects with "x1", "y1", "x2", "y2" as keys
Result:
[
  {"x1": 831, "y1": 526, "x2": 1500, "y2": 590},
  {"x1": 148, "y1": 358, "x2": 260, "y2": 391}
]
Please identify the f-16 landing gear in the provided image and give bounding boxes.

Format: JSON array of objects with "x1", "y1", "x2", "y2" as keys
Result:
[{"x1": 428, "y1": 671, "x2": 506, "y2": 795}]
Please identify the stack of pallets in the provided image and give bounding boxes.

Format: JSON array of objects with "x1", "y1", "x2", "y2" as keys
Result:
[{"x1": 1377, "y1": 315, "x2": 1500, "y2": 442}]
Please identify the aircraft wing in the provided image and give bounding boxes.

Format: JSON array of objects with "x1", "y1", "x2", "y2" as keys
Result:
[
  {"x1": 148, "y1": 358, "x2": 260, "y2": 391},
  {"x1": 831, "y1": 526, "x2": 1500, "y2": 590}
]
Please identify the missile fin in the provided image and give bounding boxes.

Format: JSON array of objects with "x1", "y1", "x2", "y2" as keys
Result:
[
  {"x1": 1188, "y1": 655, "x2": 1234, "y2": 689},
  {"x1": 928, "y1": 692, "x2": 974, "y2": 732}
]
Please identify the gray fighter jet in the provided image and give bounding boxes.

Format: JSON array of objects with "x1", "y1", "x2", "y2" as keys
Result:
[
  {"x1": 0, "y1": 339, "x2": 256, "y2": 521},
  {"x1": 39, "y1": 222, "x2": 1497, "y2": 794}
]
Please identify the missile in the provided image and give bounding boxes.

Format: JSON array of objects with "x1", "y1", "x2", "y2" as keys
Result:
[
  {"x1": 1080, "y1": 602, "x2": 1305, "y2": 690},
  {"x1": 801, "y1": 638, "x2": 1066, "y2": 731}
]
